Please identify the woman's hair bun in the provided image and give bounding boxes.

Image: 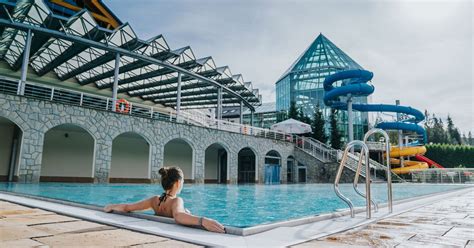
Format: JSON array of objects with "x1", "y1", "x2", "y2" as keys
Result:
[
  {"x1": 158, "y1": 167, "x2": 168, "y2": 177},
  {"x1": 159, "y1": 166, "x2": 184, "y2": 190}
]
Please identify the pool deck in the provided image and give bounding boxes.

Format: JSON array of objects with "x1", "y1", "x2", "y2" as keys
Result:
[
  {"x1": 293, "y1": 188, "x2": 474, "y2": 248},
  {"x1": 1, "y1": 186, "x2": 473, "y2": 247},
  {"x1": 0, "y1": 200, "x2": 202, "y2": 247}
]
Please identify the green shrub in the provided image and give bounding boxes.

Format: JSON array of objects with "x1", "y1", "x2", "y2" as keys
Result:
[{"x1": 425, "y1": 144, "x2": 474, "y2": 168}]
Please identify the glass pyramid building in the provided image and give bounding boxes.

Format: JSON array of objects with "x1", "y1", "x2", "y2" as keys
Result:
[{"x1": 275, "y1": 33, "x2": 369, "y2": 141}]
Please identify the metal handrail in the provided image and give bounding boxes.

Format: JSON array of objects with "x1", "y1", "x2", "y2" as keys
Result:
[
  {"x1": 353, "y1": 150, "x2": 379, "y2": 213},
  {"x1": 363, "y1": 128, "x2": 393, "y2": 213},
  {"x1": 334, "y1": 140, "x2": 371, "y2": 218},
  {"x1": 293, "y1": 136, "x2": 338, "y2": 162}
]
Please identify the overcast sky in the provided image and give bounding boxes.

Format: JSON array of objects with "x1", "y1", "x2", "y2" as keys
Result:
[{"x1": 105, "y1": 0, "x2": 473, "y2": 134}]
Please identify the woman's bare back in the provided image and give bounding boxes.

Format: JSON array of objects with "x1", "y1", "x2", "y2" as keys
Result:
[{"x1": 151, "y1": 195, "x2": 178, "y2": 218}]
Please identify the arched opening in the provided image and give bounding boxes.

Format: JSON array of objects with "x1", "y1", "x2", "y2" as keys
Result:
[
  {"x1": 41, "y1": 124, "x2": 95, "y2": 182},
  {"x1": 287, "y1": 155, "x2": 295, "y2": 183},
  {"x1": 264, "y1": 150, "x2": 281, "y2": 184},
  {"x1": 0, "y1": 117, "x2": 23, "y2": 182},
  {"x1": 204, "y1": 143, "x2": 228, "y2": 184},
  {"x1": 163, "y1": 138, "x2": 193, "y2": 182},
  {"x1": 238, "y1": 147, "x2": 256, "y2": 184},
  {"x1": 110, "y1": 132, "x2": 150, "y2": 183}
]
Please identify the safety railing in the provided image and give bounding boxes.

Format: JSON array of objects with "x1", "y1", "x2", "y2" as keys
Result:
[
  {"x1": 366, "y1": 141, "x2": 385, "y2": 151},
  {"x1": 334, "y1": 140, "x2": 372, "y2": 218},
  {"x1": 293, "y1": 136, "x2": 338, "y2": 162},
  {"x1": 408, "y1": 168, "x2": 474, "y2": 184},
  {"x1": 362, "y1": 128, "x2": 392, "y2": 213},
  {"x1": 0, "y1": 78, "x2": 291, "y2": 142}
]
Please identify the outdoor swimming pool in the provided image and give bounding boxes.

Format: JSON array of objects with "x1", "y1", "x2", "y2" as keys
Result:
[{"x1": 0, "y1": 183, "x2": 468, "y2": 227}]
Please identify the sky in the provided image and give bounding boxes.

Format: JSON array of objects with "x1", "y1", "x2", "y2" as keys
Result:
[{"x1": 105, "y1": 0, "x2": 473, "y2": 134}]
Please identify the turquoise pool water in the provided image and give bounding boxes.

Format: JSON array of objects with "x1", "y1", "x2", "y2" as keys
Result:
[{"x1": 0, "y1": 183, "x2": 468, "y2": 227}]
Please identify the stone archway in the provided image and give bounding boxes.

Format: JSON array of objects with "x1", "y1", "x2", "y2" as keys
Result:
[
  {"x1": 40, "y1": 124, "x2": 95, "y2": 182},
  {"x1": 110, "y1": 132, "x2": 151, "y2": 183}
]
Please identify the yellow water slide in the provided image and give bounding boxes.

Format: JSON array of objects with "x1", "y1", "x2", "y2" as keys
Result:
[{"x1": 389, "y1": 146, "x2": 429, "y2": 174}]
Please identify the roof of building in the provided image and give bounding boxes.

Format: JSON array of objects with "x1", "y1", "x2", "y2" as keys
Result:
[
  {"x1": 0, "y1": 0, "x2": 261, "y2": 110},
  {"x1": 243, "y1": 102, "x2": 276, "y2": 115},
  {"x1": 276, "y1": 33, "x2": 363, "y2": 82}
]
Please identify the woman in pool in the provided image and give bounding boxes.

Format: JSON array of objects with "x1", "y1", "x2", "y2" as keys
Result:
[{"x1": 104, "y1": 166, "x2": 225, "y2": 233}]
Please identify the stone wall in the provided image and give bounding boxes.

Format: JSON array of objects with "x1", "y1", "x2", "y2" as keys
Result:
[
  {"x1": 0, "y1": 93, "x2": 294, "y2": 184},
  {"x1": 294, "y1": 149, "x2": 363, "y2": 183}
]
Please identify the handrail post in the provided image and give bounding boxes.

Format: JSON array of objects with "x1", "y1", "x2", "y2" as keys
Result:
[
  {"x1": 364, "y1": 145, "x2": 371, "y2": 219},
  {"x1": 50, "y1": 88, "x2": 54, "y2": 101},
  {"x1": 334, "y1": 140, "x2": 370, "y2": 218},
  {"x1": 363, "y1": 128, "x2": 392, "y2": 213}
]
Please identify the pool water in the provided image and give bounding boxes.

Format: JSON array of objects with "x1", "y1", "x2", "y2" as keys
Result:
[{"x1": 0, "y1": 183, "x2": 468, "y2": 227}]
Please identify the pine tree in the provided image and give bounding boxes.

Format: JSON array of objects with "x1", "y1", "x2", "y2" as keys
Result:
[
  {"x1": 329, "y1": 108, "x2": 342, "y2": 149},
  {"x1": 431, "y1": 115, "x2": 448, "y2": 144},
  {"x1": 469, "y1": 131, "x2": 473, "y2": 146},
  {"x1": 288, "y1": 101, "x2": 298, "y2": 120},
  {"x1": 311, "y1": 105, "x2": 327, "y2": 143},
  {"x1": 446, "y1": 115, "x2": 462, "y2": 145},
  {"x1": 424, "y1": 110, "x2": 433, "y2": 143},
  {"x1": 298, "y1": 107, "x2": 311, "y2": 125}
]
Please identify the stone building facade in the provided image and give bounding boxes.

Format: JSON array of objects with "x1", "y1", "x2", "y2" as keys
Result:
[{"x1": 0, "y1": 93, "x2": 298, "y2": 184}]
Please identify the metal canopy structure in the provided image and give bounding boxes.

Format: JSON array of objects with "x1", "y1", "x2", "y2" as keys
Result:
[{"x1": 0, "y1": 0, "x2": 261, "y2": 110}]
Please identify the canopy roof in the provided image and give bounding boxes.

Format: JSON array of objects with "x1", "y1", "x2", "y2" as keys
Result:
[
  {"x1": 0, "y1": 0, "x2": 261, "y2": 110},
  {"x1": 270, "y1": 118, "x2": 312, "y2": 134}
]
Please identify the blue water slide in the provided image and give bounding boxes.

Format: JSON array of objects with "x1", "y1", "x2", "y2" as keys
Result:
[{"x1": 323, "y1": 69, "x2": 427, "y2": 142}]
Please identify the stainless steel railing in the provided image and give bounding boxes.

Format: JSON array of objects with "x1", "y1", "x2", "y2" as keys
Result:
[
  {"x1": 334, "y1": 140, "x2": 372, "y2": 218},
  {"x1": 362, "y1": 128, "x2": 392, "y2": 213},
  {"x1": 293, "y1": 136, "x2": 338, "y2": 162}
]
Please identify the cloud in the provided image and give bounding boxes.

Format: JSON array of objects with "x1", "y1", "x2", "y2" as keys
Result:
[{"x1": 104, "y1": 0, "x2": 473, "y2": 133}]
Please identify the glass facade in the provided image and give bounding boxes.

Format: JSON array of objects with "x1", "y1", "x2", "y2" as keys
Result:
[
  {"x1": 275, "y1": 34, "x2": 369, "y2": 141},
  {"x1": 242, "y1": 102, "x2": 286, "y2": 129}
]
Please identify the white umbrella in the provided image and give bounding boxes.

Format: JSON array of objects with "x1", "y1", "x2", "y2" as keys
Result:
[{"x1": 270, "y1": 118, "x2": 312, "y2": 134}]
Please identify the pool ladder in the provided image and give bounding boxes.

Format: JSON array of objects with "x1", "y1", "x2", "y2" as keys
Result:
[{"x1": 333, "y1": 128, "x2": 393, "y2": 219}]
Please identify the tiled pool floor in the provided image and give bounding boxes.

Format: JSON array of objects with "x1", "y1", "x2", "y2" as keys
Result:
[{"x1": 293, "y1": 189, "x2": 474, "y2": 247}]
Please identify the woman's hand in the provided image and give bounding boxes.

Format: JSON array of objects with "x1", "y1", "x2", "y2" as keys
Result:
[
  {"x1": 103, "y1": 204, "x2": 127, "y2": 213},
  {"x1": 201, "y1": 217, "x2": 225, "y2": 233}
]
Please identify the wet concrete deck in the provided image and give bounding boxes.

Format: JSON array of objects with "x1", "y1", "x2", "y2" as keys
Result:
[
  {"x1": 293, "y1": 189, "x2": 474, "y2": 248},
  {"x1": 0, "y1": 200, "x2": 202, "y2": 247}
]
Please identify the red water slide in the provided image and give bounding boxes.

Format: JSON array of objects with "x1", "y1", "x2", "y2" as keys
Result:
[{"x1": 414, "y1": 155, "x2": 445, "y2": 169}]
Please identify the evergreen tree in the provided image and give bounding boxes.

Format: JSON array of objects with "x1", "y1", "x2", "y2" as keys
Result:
[
  {"x1": 297, "y1": 107, "x2": 311, "y2": 124},
  {"x1": 431, "y1": 115, "x2": 448, "y2": 144},
  {"x1": 311, "y1": 105, "x2": 327, "y2": 143},
  {"x1": 424, "y1": 110, "x2": 432, "y2": 143},
  {"x1": 462, "y1": 133, "x2": 467, "y2": 145},
  {"x1": 329, "y1": 108, "x2": 342, "y2": 149},
  {"x1": 288, "y1": 101, "x2": 298, "y2": 120},
  {"x1": 446, "y1": 115, "x2": 462, "y2": 145},
  {"x1": 469, "y1": 131, "x2": 473, "y2": 146}
]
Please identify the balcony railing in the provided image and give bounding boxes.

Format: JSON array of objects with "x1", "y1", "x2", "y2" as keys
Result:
[
  {"x1": 408, "y1": 168, "x2": 474, "y2": 184},
  {"x1": 0, "y1": 78, "x2": 291, "y2": 142}
]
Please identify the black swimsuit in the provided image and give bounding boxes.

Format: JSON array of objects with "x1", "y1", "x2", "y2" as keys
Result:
[{"x1": 157, "y1": 192, "x2": 173, "y2": 207}]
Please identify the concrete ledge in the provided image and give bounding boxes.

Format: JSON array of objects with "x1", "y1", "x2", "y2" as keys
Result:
[
  {"x1": 39, "y1": 176, "x2": 94, "y2": 183},
  {"x1": 109, "y1": 178, "x2": 153, "y2": 184}
]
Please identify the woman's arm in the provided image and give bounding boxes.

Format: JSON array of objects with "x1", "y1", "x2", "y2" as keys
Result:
[
  {"x1": 171, "y1": 198, "x2": 225, "y2": 233},
  {"x1": 104, "y1": 196, "x2": 157, "y2": 213}
]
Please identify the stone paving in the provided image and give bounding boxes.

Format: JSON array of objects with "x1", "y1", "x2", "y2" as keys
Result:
[
  {"x1": 0, "y1": 200, "x2": 202, "y2": 247},
  {"x1": 293, "y1": 189, "x2": 474, "y2": 248}
]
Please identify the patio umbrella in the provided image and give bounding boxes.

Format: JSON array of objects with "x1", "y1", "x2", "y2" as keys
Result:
[{"x1": 270, "y1": 118, "x2": 312, "y2": 134}]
